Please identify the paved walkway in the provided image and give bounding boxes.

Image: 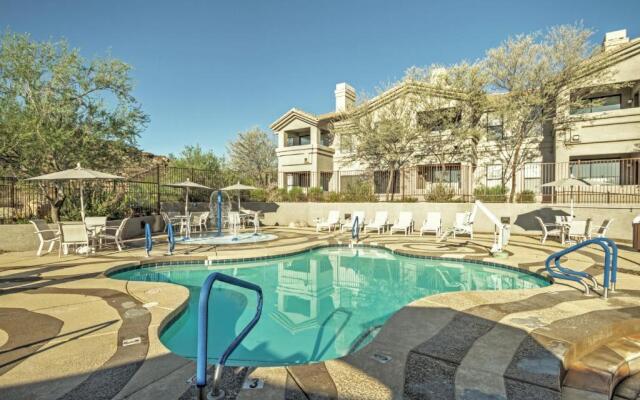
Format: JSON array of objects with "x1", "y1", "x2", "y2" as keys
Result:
[{"x1": 0, "y1": 228, "x2": 639, "y2": 400}]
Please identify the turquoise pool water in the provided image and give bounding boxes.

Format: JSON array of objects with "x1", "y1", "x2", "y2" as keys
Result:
[{"x1": 110, "y1": 246, "x2": 548, "y2": 366}]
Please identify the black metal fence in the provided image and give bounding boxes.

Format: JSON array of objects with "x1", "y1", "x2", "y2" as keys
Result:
[{"x1": 0, "y1": 166, "x2": 242, "y2": 223}]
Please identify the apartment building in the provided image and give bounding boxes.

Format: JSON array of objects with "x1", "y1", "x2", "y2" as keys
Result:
[{"x1": 270, "y1": 29, "x2": 640, "y2": 202}]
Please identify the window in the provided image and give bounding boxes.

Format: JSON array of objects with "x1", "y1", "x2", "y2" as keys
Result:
[
  {"x1": 417, "y1": 164, "x2": 461, "y2": 188},
  {"x1": 486, "y1": 165, "x2": 502, "y2": 188},
  {"x1": 320, "y1": 172, "x2": 332, "y2": 191},
  {"x1": 571, "y1": 95, "x2": 622, "y2": 114},
  {"x1": 374, "y1": 170, "x2": 400, "y2": 194},
  {"x1": 485, "y1": 113, "x2": 504, "y2": 138},
  {"x1": 570, "y1": 160, "x2": 620, "y2": 185},
  {"x1": 286, "y1": 132, "x2": 311, "y2": 146},
  {"x1": 523, "y1": 163, "x2": 541, "y2": 192},
  {"x1": 287, "y1": 172, "x2": 310, "y2": 188},
  {"x1": 320, "y1": 130, "x2": 333, "y2": 147}
]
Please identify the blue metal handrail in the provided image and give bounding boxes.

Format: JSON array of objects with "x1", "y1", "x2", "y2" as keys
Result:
[
  {"x1": 545, "y1": 237, "x2": 618, "y2": 298},
  {"x1": 167, "y1": 223, "x2": 175, "y2": 255},
  {"x1": 144, "y1": 223, "x2": 152, "y2": 256},
  {"x1": 196, "y1": 272, "x2": 263, "y2": 400},
  {"x1": 351, "y1": 216, "x2": 359, "y2": 241},
  {"x1": 594, "y1": 237, "x2": 618, "y2": 291}
]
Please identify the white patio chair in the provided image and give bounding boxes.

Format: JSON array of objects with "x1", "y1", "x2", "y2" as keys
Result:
[
  {"x1": 198, "y1": 211, "x2": 210, "y2": 231},
  {"x1": 59, "y1": 223, "x2": 90, "y2": 257},
  {"x1": 30, "y1": 219, "x2": 60, "y2": 256},
  {"x1": 99, "y1": 217, "x2": 130, "y2": 252},
  {"x1": 189, "y1": 212, "x2": 204, "y2": 232},
  {"x1": 316, "y1": 210, "x2": 341, "y2": 232},
  {"x1": 452, "y1": 212, "x2": 474, "y2": 239},
  {"x1": 84, "y1": 216, "x2": 107, "y2": 244},
  {"x1": 590, "y1": 219, "x2": 613, "y2": 239},
  {"x1": 390, "y1": 212, "x2": 414, "y2": 235},
  {"x1": 160, "y1": 211, "x2": 171, "y2": 232},
  {"x1": 420, "y1": 212, "x2": 442, "y2": 236},
  {"x1": 535, "y1": 216, "x2": 563, "y2": 244},
  {"x1": 364, "y1": 211, "x2": 389, "y2": 234},
  {"x1": 341, "y1": 211, "x2": 365, "y2": 233},
  {"x1": 566, "y1": 220, "x2": 588, "y2": 244}
]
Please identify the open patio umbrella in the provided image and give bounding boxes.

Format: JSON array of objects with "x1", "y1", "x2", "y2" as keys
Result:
[
  {"x1": 220, "y1": 181, "x2": 257, "y2": 211},
  {"x1": 163, "y1": 179, "x2": 213, "y2": 217},
  {"x1": 27, "y1": 163, "x2": 124, "y2": 221},
  {"x1": 541, "y1": 175, "x2": 591, "y2": 219}
]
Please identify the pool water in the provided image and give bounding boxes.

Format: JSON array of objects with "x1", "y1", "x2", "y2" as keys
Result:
[
  {"x1": 178, "y1": 232, "x2": 278, "y2": 245},
  {"x1": 110, "y1": 246, "x2": 548, "y2": 366}
]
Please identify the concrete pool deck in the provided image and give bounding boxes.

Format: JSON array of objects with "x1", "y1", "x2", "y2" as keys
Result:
[{"x1": 0, "y1": 228, "x2": 639, "y2": 400}]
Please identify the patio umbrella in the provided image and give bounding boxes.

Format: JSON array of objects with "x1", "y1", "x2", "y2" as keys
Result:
[
  {"x1": 27, "y1": 163, "x2": 124, "y2": 221},
  {"x1": 220, "y1": 181, "x2": 257, "y2": 211},
  {"x1": 163, "y1": 179, "x2": 213, "y2": 217},
  {"x1": 541, "y1": 175, "x2": 591, "y2": 218}
]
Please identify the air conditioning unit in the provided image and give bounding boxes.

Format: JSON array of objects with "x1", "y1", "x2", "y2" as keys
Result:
[{"x1": 571, "y1": 134, "x2": 581, "y2": 143}]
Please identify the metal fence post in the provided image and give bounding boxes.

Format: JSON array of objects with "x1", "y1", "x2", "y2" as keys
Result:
[{"x1": 156, "y1": 165, "x2": 161, "y2": 214}]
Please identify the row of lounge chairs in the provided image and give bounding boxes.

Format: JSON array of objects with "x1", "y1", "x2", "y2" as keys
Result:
[{"x1": 316, "y1": 210, "x2": 473, "y2": 237}]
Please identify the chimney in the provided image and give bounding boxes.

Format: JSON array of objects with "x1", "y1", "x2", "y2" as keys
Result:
[
  {"x1": 603, "y1": 29, "x2": 629, "y2": 51},
  {"x1": 335, "y1": 83, "x2": 356, "y2": 112}
]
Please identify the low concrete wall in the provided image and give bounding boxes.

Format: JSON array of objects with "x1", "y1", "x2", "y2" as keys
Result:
[
  {"x1": 242, "y1": 202, "x2": 638, "y2": 241},
  {"x1": 0, "y1": 215, "x2": 163, "y2": 253}
]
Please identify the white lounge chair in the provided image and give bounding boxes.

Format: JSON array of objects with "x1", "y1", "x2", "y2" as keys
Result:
[
  {"x1": 590, "y1": 219, "x2": 613, "y2": 239},
  {"x1": 535, "y1": 216, "x2": 563, "y2": 244},
  {"x1": 316, "y1": 210, "x2": 340, "y2": 232},
  {"x1": 420, "y1": 212, "x2": 442, "y2": 236},
  {"x1": 390, "y1": 212, "x2": 414, "y2": 235},
  {"x1": 30, "y1": 219, "x2": 60, "y2": 256},
  {"x1": 341, "y1": 211, "x2": 365, "y2": 233},
  {"x1": 452, "y1": 212, "x2": 474, "y2": 239},
  {"x1": 99, "y1": 217, "x2": 130, "y2": 251},
  {"x1": 364, "y1": 211, "x2": 389, "y2": 234},
  {"x1": 59, "y1": 223, "x2": 90, "y2": 257}
]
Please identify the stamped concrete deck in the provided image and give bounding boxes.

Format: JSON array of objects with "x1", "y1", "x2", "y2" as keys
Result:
[{"x1": 0, "y1": 227, "x2": 639, "y2": 400}]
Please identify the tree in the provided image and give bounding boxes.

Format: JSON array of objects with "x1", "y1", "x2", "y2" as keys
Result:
[
  {"x1": 169, "y1": 144, "x2": 226, "y2": 172},
  {"x1": 0, "y1": 31, "x2": 149, "y2": 220},
  {"x1": 226, "y1": 127, "x2": 277, "y2": 187},
  {"x1": 483, "y1": 24, "x2": 611, "y2": 202},
  {"x1": 404, "y1": 63, "x2": 489, "y2": 187},
  {"x1": 335, "y1": 93, "x2": 421, "y2": 200}
]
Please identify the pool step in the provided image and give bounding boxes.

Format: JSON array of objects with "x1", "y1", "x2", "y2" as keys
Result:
[
  {"x1": 613, "y1": 373, "x2": 640, "y2": 400},
  {"x1": 563, "y1": 334, "x2": 640, "y2": 400}
]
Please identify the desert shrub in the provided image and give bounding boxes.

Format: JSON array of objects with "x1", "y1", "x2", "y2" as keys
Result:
[
  {"x1": 474, "y1": 185, "x2": 507, "y2": 202},
  {"x1": 517, "y1": 190, "x2": 536, "y2": 203},
  {"x1": 307, "y1": 187, "x2": 324, "y2": 202},
  {"x1": 341, "y1": 180, "x2": 376, "y2": 202},
  {"x1": 249, "y1": 188, "x2": 268, "y2": 202},
  {"x1": 425, "y1": 184, "x2": 455, "y2": 202},
  {"x1": 326, "y1": 191, "x2": 342, "y2": 202},
  {"x1": 287, "y1": 187, "x2": 306, "y2": 202},
  {"x1": 275, "y1": 188, "x2": 289, "y2": 201}
]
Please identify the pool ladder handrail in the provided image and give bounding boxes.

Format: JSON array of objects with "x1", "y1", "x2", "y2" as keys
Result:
[
  {"x1": 352, "y1": 216, "x2": 359, "y2": 242},
  {"x1": 545, "y1": 237, "x2": 618, "y2": 298},
  {"x1": 196, "y1": 272, "x2": 263, "y2": 400}
]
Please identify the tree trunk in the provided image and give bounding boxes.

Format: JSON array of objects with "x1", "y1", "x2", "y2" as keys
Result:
[
  {"x1": 509, "y1": 145, "x2": 521, "y2": 203},
  {"x1": 43, "y1": 183, "x2": 66, "y2": 222},
  {"x1": 385, "y1": 168, "x2": 395, "y2": 201}
]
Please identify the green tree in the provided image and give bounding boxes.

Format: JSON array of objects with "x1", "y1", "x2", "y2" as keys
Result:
[
  {"x1": 169, "y1": 144, "x2": 226, "y2": 172},
  {"x1": 0, "y1": 31, "x2": 148, "y2": 220},
  {"x1": 226, "y1": 127, "x2": 277, "y2": 187}
]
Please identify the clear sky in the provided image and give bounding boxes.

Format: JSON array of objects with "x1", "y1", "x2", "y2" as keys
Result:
[{"x1": 2, "y1": 0, "x2": 639, "y2": 156}]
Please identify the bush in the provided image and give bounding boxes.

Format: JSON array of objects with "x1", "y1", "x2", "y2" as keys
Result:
[
  {"x1": 342, "y1": 180, "x2": 377, "y2": 202},
  {"x1": 307, "y1": 187, "x2": 324, "y2": 202},
  {"x1": 287, "y1": 187, "x2": 306, "y2": 202},
  {"x1": 474, "y1": 185, "x2": 507, "y2": 202},
  {"x1": 425, "y1": 184, "x2": 455, "y2": 202},
  {"x1": 517, "y1": 190, "x2": 536, "y2": 203},
  {"x1": 326, "y1": 191, "x2": 342, "y2": 202},
  {"x1": 249, "y1": 188, "x2": 268, "y2": 202},
  {"x1": 276, "y1": 188, "x2": 289, "y2": 201}
]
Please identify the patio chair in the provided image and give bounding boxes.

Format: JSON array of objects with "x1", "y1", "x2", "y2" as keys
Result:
[
  {"x1": 590, "y1": 219, "x2": 613, "y2": 239},
  {"x1": 452, "y1": 212, "x2": 474, "y2": 239},
  {"x1": 59, "y1": 223, "x2": 90, "y2": 257},
  {"x1": 364, "y1": 211, "x2": 389, "y2": 234},
  {"x1": 566, "y1": 220, "x2": 589, "y2": 244},
  {"x1": 420, "y1": 212, "x2": 442, "y2": 236},
  {"x1": 535, "y1": 216, "x2": 563, "y2": 244},
  {"x1": 30, "y1": 219, "x2": 60, "y2": 256},
  {"x1": 390, "y1": 212, "x2": 414, "y2": 235},
  {"x1": 316, "y1": 210, "x2": 341, "y2": 232},
  {"x1": 198, "y1": 211, "x2": 210, "y2": 231},
  {"x1": 160, "y1": 211, "x2": 171, "y2": 232},
  {"x1": 189, "y1": 212, "x2": 204, "y2": 232},
  {"x1": 341, "y1": 211, "x2": 365, "y2": 233},
  {"x1": 99, "y1": 218, "x2": 130, "y2": 251},
  {"x1": 84, "y1": 216, "x2": 107, "y2": 243}
]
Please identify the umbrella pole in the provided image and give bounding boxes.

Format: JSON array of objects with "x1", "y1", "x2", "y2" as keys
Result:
[
  {"x1": 80, "y1": 180, "x2": 86, "y2": 222},
  {"x1": 185, "y1": 188, "x2": 190, "y2": 238}
]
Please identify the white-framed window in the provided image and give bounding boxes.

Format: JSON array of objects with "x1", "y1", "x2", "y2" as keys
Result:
[
  {"x1": 486, "y1": 165, "x2": 502, "y2": 187},
  {"x1": 523, "y1": 163, "x2": 541, "y2": 191}
]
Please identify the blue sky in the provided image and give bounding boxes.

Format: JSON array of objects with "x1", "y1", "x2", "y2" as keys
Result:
[{"x1": 2, "y1": 0, "x2": 639, "y2": 156}]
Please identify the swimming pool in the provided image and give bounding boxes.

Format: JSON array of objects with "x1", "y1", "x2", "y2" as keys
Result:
[{"x1": 110, "y1": 246, "x2": 548, "y2": 366}]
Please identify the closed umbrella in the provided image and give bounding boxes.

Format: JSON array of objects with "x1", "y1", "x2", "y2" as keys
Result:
[
  {"x1": 27, "y1": 163, "x2": 124, "y2": 221},
  {"x1": 541, "y1": 175, "x2": 591, "y2": 219}
]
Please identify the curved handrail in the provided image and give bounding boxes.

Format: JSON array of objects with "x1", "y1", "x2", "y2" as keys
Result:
[
  {"x1": 167, "y1": 223, "x2": 175, "y2": 255},
  {"x1": 594, "y1": 237, "x2": 618, "y2": 289},
  {"x1": 545, "y1": 238, "x2": 617, "y2": 298},
  {"x1": 144, "y1": 223, "x2": 152, "y2": 256},
  {"x1": 196, "y1": 272, "x2": 263, "y2": 399},
  {"x1": 352, "y1": 216, "x2": 360, "y2": 241}
]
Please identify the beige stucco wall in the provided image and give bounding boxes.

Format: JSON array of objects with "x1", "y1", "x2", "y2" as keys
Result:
[{"x1": 243, "y1": 201, "x2": 638, "y2": 241}]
